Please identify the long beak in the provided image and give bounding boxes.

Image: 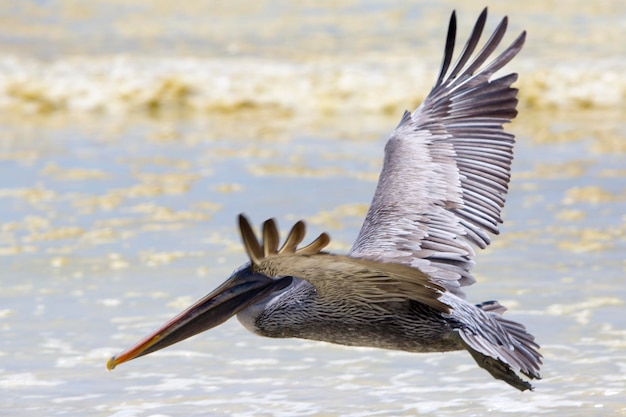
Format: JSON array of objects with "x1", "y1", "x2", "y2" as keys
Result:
[{"x1": 107, "y1": 271, "x2": 292, "y2": 370}]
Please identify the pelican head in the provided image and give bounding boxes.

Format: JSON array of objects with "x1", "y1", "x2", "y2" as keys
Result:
[{"x1": 107, "y1": 215, "x2": 330, "y2": 370}]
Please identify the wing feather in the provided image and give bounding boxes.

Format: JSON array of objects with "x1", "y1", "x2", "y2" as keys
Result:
[
  {"x1": 350, "y1": 8, "x2": 526, "y2": 297},
  {"x1": 434, "y1": 11, "x2": 457, "y2": 87}
]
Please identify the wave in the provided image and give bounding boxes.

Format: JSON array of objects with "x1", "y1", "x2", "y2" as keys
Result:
[{"x1": 0, "y1": 56, "x2": 623, "y2": 115}]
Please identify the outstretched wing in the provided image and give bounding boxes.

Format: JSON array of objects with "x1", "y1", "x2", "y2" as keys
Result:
[{"x1": 349, "y1": 8, "x2": 526, "y2": 297}]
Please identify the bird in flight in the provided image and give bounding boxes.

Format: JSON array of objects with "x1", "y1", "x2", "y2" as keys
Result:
[{"x1": 107, "y1": 8, "x2": 542, "y2": 391}]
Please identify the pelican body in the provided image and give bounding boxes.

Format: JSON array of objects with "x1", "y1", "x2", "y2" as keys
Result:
[{"x1": 108, "y1": 8, "x2": 542, "y2": 392}]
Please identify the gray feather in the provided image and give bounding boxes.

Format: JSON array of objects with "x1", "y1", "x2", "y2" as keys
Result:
[{"x1": 350, "y1": 8, "x2": 527, "y2": 297}]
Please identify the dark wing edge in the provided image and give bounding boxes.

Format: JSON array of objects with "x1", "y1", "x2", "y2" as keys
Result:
[
  {"x1": 350, "y1": 9, "x2": 526, "y2": 296},
  {"x1": 425, "y1": 10, "x2": 527, "y2": 248}
]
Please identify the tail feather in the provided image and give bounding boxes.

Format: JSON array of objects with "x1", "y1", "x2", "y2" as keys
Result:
[
  {"x1": 455, "y1": 300, "x2": 542, "y2": 391},
  {"x1": 459, "y1": 336, "x2": 535, "y2": 391}
]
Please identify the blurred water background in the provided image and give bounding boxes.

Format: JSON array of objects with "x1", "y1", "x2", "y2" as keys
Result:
[{"x1": 0, "y1": 1, "x2": 624, "y2": 416}]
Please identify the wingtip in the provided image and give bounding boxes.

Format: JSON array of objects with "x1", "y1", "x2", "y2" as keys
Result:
[
  {"x1": 517, "y1": 30, "x2": 528, "y2": 47},
  {"x1": 237, "y1": 213, "x2": 248, "y2": 227},
  {"x1": 238, "y1": 213, "x2": 263, "y2": 265}
]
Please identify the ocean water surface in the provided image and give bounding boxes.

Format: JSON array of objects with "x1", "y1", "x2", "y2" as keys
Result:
[{"x1": 1, "y1": 1, "x2": 624, "y2": 416}]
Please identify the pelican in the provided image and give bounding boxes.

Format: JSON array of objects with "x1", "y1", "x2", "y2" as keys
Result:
[{"x1": 107, "y1": 8, "x2": 542, "y2": 391}]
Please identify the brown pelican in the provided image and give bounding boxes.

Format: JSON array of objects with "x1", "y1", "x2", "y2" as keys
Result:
[{"x1": 107, "y1": 8, "x2": 542, "y2": 391}]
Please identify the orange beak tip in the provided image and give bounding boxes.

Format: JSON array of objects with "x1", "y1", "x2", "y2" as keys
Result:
[{"x1": 106, "y1": 356, "x2": 118, "y2": 371}]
